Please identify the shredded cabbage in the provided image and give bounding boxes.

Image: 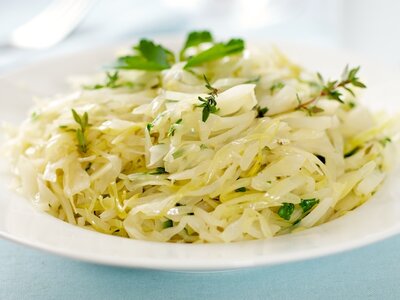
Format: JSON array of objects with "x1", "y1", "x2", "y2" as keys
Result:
[{"x1": 4, "y1": 37, "x2": 399, "y2": 243}]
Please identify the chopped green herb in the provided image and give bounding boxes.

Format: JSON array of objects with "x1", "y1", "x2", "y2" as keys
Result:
[
  {"x1": 197, "y1": 75, "x2": 219, "y2": 122},
  {"x1": 162, "y1": 219, "x2": 173, "y2": 229},
  {"x1": 270, "y1": 82, "x2": 285, "y2": 94},
  {"x1": 348, "y1": 101, "x2": 356, "y2": 109},
  {"x1": 256, "y1": 106, "x2": 269, "y2": 118},
  {"x1": 200, "y1": 144, "x2": 208, "y2": 150},
  {"x1": 31, "y1": 111, "x2": 39, "y2": 121},
  {"x1": 59, "y1": 125, "x2": 68, "y2": 129},
  {"x1": 344, "y1": 146, "x2": 360, "y2": 158},
  {"x1": 307, "y1": 106, "x2": 324, "y2": 115},
  {"x1": 296, "y1": 93, "x2": 302, "y2": 105},
  {"x1": 113, "y1": 39, "x2": 175, "y2": 71},
  {"x1": 149, "y1": 167, "x2": 168, "y2": 175},
  {"x1": 300, "y1": 198, "x2": 320, "y2": 213},
  {"x1": 84, "y1": 71, "x2": 133, "y2": 90},
  {"x1": 85, "y1": 162, "x2": 92, "y2": 172},
  {"x1": 292, "y1": 219, "x2": 301, "y2": 226},
  {"x1": 146, "y1": 123, "x2": 154, "y2": 132},
  {"x1": 172, "y1": 149, "x2": 185, "y2": 159},
  {"x1": 278, "y1": 203, "x2": 295, "y2": 221},
  {"x1": 180, "y1": 31, "x2": 214, "y2": 60},
  {"x1": 167, "y1": 118, "x2": 183, "y2": 137},
  {"x1": 71, "y1": 109, "x2": 89, "y2": 153},
  {"x1": 235, "y1": 187, "x2": 247, "y2": 192},
  {"x1": 105, "y1": 71, "x2": 119, "y2": 87},
  {"x1": 242, "y1": 76, "x2": 261, "y2": 84},
  {"x1": 379, "y1": 137, "x2": 391, "y2": 147},
  {"x1": 184, "y1": 38, "x2": 245, "y2": 69}
]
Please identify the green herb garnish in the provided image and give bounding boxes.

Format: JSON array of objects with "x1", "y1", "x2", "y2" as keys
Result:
[
  {"x1": 85, "y1": 162, "x2": 92, "y2": 172},
  {"x1": 256, "y1": 106, "x2": 269, "y2": 118},
  {"x1": 31, "y1": 111, "x2": 39, "y2": 121},
  {"x1": 114, "y1": 39, "x2": 175, "y2": 71},
  {"x1": 320, "y1": 66, "x2": 366, "y2": 102},
  {"x1": 162, "y1": 219, "x2": 173, "y2": 229},
  {"x1": 146, "y1": 123, "x2": 154, "y2": 132},
  {"x1": 172, "y1": 149, "x2": 185, "y2": 159},
  {"x1": 294, "y1": 66, "x2": 366, "y2": 113},
  {"x1": 85, "y1": 71, "x2": 133, "y2": 90},
  {"x1": 243, "y1": 76, "x2": 261, "y2": 84},
  {"x1": 72, "y1": 109, "x2": 89, "y2": 153},
  {"x1": 149, "y1": 167, "x2": 168, "y2": 175},
  {"x1": 197, "y1": 75, "x2": 219, "y2": 122},
  {"x1": 278, "y1": 203, "x2": 295, "y2": 221},
  {"x1": 71, "y1": 109, "x2": 89, "y2": 153},
  {"x1": 270, "y1": 82, "x2": 285, "y2": 94},
  {"x1": 344, "y1": 147, "x2": 360, "y2": 158},
  {"x1": 299, "y1": 198, "x2": 320, "y2": 213},
  {"x1": 379, "y1": 137, "x2": 392, "y2": 147},
  {"x1": 235, "y1": 187, "x2": 247, "y2": 192},
  {"x1": 167, "y1": 118, "x2": 183, "y2": 137},
  {"x1": 184, "y1": 38, "x2": 245, "y2": 69},
  {"x1": 180, "y1": 30, "x2": 214, "y2": 60},
  {"x1": 347, "y1": 101, "x2": 356, "y2": 109}
]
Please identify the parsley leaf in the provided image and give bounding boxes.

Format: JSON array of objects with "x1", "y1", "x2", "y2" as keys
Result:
[
  {"x1": 278, "y1": 203, "x2": 295, "y2": 221},
  {"x1": 184, "y1": 38, "x2": 245, "y2": 69},
  {"x1": 180, "y1": 31, "x2": 214, "y2": 60},
  {"x1": 114, "y1": 39, "x2": 175, "y2": 71},
  {"x1": 235, "y1": 187, "x2": 247, "y2": 192}
]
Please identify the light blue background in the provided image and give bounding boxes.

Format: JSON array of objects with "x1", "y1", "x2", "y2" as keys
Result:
[
  {"x1": 1, "y1": 236, "x2": 400, "y2": 300},
  {"x1": 1, "y1": 1, "x2": 400, "y2": 299}
]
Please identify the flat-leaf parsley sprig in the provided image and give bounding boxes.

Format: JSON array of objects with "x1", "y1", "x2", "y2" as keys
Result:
[
  {"x1": 180, "y1": 31, "x2": 214, "y2": 61},
  {"x1": 184, "y1": 35, "x2": 245, "y2": 69},
  {"x1": 113, "y1": 39, "x2": 175, "y2": 71},
  {"x1": 196, "y1": 75, "x2": 219, "y2": 122},
  {"x1": 71, "y1": 109, "x2": 89, "y2": 153}
]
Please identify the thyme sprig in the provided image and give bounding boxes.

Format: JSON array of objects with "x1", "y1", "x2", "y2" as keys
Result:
[
  {"x1": 197, "y1": 75, "x2": 219, "y2": 122},
  {"x1": 296, "y1": 66, "x2": 366, "y2": 110},
  {"x1": 85, "y1": 71, "x2": 133, "y2": 90},
  {"x1": 71, "y1": 109, "x2": 89, "y2": 153}
]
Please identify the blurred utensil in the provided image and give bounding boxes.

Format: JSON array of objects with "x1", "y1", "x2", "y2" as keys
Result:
[{"x1": 10, "y1": 0, "x2": 96, "y2": 49}]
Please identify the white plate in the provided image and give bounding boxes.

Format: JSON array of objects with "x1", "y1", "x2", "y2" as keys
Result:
[{"x1": 1, "y1": 39, "x2": 400, "y2": 271}]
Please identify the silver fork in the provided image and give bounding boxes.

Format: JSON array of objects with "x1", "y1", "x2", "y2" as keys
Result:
[{"x1": 10, "y1": 0, "x2": 96, "y2": 49}]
